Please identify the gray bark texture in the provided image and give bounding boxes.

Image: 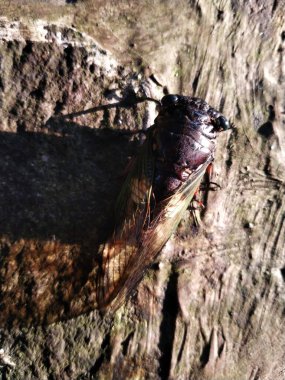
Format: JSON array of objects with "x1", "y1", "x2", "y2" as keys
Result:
[{"x1": 0, "y1": 1, "x2": 284, "y2": 379}]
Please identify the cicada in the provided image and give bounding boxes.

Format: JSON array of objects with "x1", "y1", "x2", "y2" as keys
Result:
[{"x1": 97, "y1": 94, "x2": 230, "y2": 312}]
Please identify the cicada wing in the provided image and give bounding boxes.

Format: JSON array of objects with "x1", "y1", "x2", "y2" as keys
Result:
[
  {"x1": 97, "y1": 134, "x2": 155, "y2": 310},
  {"x1": 98, "y1": 158, "x2": 211, "y2": 313},
  {"x1": 108, "y1": 160, "x2": 211, "y2": 308}
]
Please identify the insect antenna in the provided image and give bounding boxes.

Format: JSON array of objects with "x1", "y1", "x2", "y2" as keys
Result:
[{"x1": 54, "y1": 95, "x2": 161, "y2": 121}]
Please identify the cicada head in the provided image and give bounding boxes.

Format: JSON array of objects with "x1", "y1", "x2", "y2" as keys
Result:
[
  {"x1": 212, "y1": 115, "x2": 231, "y2": 132},
  {"x1": 158, "y1": 94, "x2": 231, "y2": 137},
  {"x1": 161, "y1": 94, "x2": 179, "y2": 107}
]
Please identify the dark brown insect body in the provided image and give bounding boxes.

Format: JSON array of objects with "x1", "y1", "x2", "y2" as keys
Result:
[{"x1": 97, "y1": 94, "x2": 230, "y2": 312}]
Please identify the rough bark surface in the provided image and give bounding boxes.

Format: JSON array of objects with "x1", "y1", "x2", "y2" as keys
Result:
[{"x1": 0, "y1": 1, "x2": 284, "y2": 379}]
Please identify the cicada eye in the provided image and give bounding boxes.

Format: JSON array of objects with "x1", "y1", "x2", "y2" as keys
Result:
[
  {"x1": 215, "y1": 116, "x2": 230, "y2": 131},
  {"x1": 161, "y1": 94, "x2": 179, "y2": 107}
]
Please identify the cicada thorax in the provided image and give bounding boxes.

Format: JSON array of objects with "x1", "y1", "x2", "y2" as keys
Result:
[
  {"x1": 97, "y1": 94, "x2": 230, "y2": 312},
  {"x1": 150, "y1": 99, "x2": 220, "y2": 202}
]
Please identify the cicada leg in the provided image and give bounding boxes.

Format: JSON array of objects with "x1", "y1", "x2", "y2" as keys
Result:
[{"x1": 189, "y1": 163, "x2": 222, "y2": 226}]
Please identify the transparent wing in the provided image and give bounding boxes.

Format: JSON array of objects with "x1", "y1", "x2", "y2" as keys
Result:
[
  {"x1": 106, "y1": 161, "x2": 210, "y2": 312},
  {"x1": 97, "y1": 134, "x2": 212, "y2": 312},
  {"x1": 97, "y1": 134, "x2": 155, "y2": 310}
]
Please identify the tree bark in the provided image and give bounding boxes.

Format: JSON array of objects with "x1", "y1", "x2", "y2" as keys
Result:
[{"x1": 0, "y1": 1, "x2": 284, "y2": 379}]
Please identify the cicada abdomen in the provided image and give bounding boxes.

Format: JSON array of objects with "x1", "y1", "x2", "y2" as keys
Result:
[{"x1": 97, "y1": 94, "x2": 230, "y2": 312}]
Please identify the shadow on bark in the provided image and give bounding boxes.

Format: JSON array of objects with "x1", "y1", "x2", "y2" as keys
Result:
[
  {"x1": 0, "y1": 115, "x2": 141, "y2": 328},
  {"x1": 158, "y1": 269, "x2": 179, "y2": 380}
]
